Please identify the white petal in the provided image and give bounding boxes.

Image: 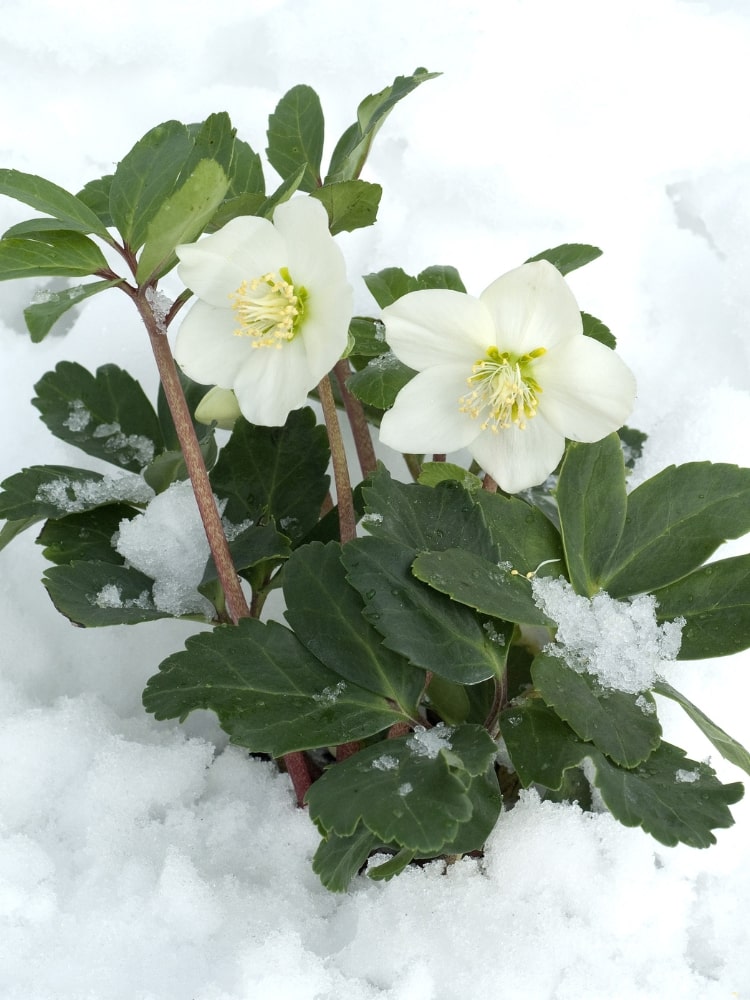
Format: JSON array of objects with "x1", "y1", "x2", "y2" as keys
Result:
[
  {"x1": 301, "y1": 289, "x2": 353, "y2": 382},
  {"x1": 480, "y1": 260, "x2": 583, "y2": 355},
  {"x1": 274, "y1": 197, "x2": 349, "y2": 287},
  {"x1": 378, "y1": 366, "x2": 482, "y2": 454},
  {"x1": 176, "y1": 216, "x2": 286, "y2": 307},
  {"x1": 535, "y1": 336, "x2": 636, "y2": 441},
  {"x1": 232, "y1": 335, "x2": 314, "y2": 426},
  {"x1": 469, "y1": 413, "x2": 566, "y2": 493},
  {"x1": 382, "y1": 290, "x2": 494, "y2": 371},
  {"x1": 174, "y1": 300, "x2": 254, "y2": 387}
]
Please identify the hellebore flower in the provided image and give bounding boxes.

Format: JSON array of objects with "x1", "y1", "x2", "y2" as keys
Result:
[
  {"x1": 379, "y1": 260, "x2": 636, "y2": 493},
  {"x1": 174, "y1": 197, "x2": 353, "y2": 426}
]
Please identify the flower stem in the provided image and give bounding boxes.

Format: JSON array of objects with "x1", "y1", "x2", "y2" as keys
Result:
[
  {"x1": 318, "y1": 373, "x2": 357, "y2": 544},
  {"x1": 135, "y1": 290, "x2": 252, "y2": 624},
  {"x1": 482, "y1": 472, "x2": 498, "y2": 493},
  {"x1": 333, "y1": 359, "x2": 377, "y2": 478}
]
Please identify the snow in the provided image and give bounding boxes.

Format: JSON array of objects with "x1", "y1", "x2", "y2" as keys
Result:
[
  {"x1": 532, "y1": 576, "x2": 685, "y2": 694},
  {"x1": 1, "y1": 1, "x2": 750, "y2": 997}
]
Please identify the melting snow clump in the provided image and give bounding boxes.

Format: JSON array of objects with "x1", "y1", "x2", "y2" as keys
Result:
[
  {"x1": 531, "y1": 576, "x2": 685, "y2": 694},
  {"x1": 114, "y1": 480, "x2": 224, "y2": 616},
  {"x1": 36, "y1": 473, "x2": 154, "y2": 513},
  {"x1": 407, "y1": 723, "x2": 454, "y2": 759},
  {"x1": 372, "y1": 754, "x2": 399, "y2": 771}
]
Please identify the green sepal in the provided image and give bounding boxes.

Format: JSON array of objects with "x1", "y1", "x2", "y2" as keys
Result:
[
  {"x1": 32, "y1": 362, "x2": 164, "y2": 473},
  {"x1": 142, "y1": 618, "x2": 406, "y2": 756}
]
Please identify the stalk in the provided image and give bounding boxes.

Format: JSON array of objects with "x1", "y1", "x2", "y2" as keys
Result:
[
  {"x1": 317, "y1": 373, "x2": 357, "y2": 544},
  {"x1": 333, "y1": 359, "x2": 377, "y2": 478}
]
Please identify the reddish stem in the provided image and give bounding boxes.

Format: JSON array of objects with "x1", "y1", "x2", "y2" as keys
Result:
[{"x1": 333, "y1": 359, "x2": 377, "y2": 478}]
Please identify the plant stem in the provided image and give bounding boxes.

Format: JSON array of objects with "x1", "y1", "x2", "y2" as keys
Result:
[
  {"x1": 317, "y1": 373, "x2": 357, "y2": 544},
  {"x1": 135, "y1": 290, "x2": 252, "y2": 624},
  {"x1": 482, "y1": 472, "x2": 498, "y2": 493},
  {"x1": 333, "y1": 359, "x2": 377, "y2": 478}
]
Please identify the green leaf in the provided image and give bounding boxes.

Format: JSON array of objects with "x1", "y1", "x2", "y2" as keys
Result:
[
  {"x1": 600, "y1": 462, "x2": 750, "y2": 597},
  {"x1": 346, "y1": 352, "x2": 416, "y2": 409},
  {"x1": 0, "y1": 231, "x2": 109, "y2": 280},
  {"x1": 418, "y1": 462, "x2": 483, "y2": 492},
  {"x1": 201, "y1": 521, "x2": 291, "y2": 585},
  {"x1": 525, "y1": 243, "x2": 602, "y2": 275},
  {"x1": 312, "y1": 825, "x2": 383, "y2": 892},
  {"x1": 205, "y1": 192, "x2": 267, "y2": 232},
  {"x1": 3, "y1": 216, "x2": 94, "y2": 238},
  {"x1": 42, "y1": 560, "x2": 171, "y2": 626},
  {"x1": 366, "y1": 847, "x2": 416, "y2": 882},
  {"x1": 33, "y1": 362, "x2": 164, "y2": 472},
  {"x1": 310, "y1": 179, "x2": 381, "y2": 234},
  {"x1": 0, "y1": 168, "x2": 111, "y2": 239},
  {"x1": 109, "y1": 120, "x2": 193, "y2": 250},
  {"x1": 415, "y1": 264, "x2": 466, "y2": 293},
  {"x1": 346, "y1": 316, "x2": 388, "y2": 358},
  {"x1": 266, "y1": 85, "x2": 325, "y2": 192},
  {"x1": 591, "y1": 741, "x2": 743, "y2": 849},
  {"x1": 581, "y1": 311, "x2": 616, "y2": 349},
  {"x1": 257, "y1": 164, "x2": 307, "y2": 218},
  {"x1": 326, "y1": 68, "x2": 440, "y2": 184},
  {"x1": 0, "y1": 516, "x2": 39, "y2": 553},
  {"x1": 475, "y1": 490, "x2": 564, "y2": 577},
  {"x1": 142, "y1": 618, "x2": 405, "y2": 755},
  {"x1": 363, "y1": 263, "x2": 466, "y2": 309},
  {"x1": 76, "y1": 175, "x2": 114, "y2": 227},
  {"x1": 23, "y1": 279, "x2": 121, "y2": 342},
  {"x1": 226, "y1": 138, "x2": 265, "y2": 198},
  {"x1": 210, "y1": 408, "x2": 330, "y2": 544},
  {"x1": 557, "y1": 435, "x2": 627, "y2": 596},
  {"x1": 142, "y1": 436, "x2": 217, "y2": 495},
  {"x1": 652, "y1": 554, "x2": 750, "y2": 659},
  {"x1": 618, "y1": 425, "x2": 648, "y2": 470},
  {"x1": 343, "y1": 537, "x2": 508, "y2": 684},
  {"x1": 500, "y1": 701, "x2": 591, "y2": 789},
  {"x1": 283, "y1": 541, "x2": 424, "y2": 713},
  {"x1": 412, "y1": 548, "x2": 555, "y2": 627},
  {"x1": 0, "y1": 465, "x2": 152, "y2": 522},
  {"x1": 306, "y1": 724, "x2": 496, "y2": 853},
  {"x1": 531, "y1": 652, "x2": 662, "y2": 767},
  {"x1": 36, "y1": 504, "x2": 136, "y2": 565},
  {"x1": 654, "y1": 680, "x2": 750, "y2": 777},
  {"x1": 136, "y1": 159, "x2": 229, "y2": 282}
]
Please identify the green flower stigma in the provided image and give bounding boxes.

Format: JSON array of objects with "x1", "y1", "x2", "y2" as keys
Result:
[
  {"x1": 229, "y1": 266, "x2": 308, "y2": 348},
  {"x1": 459, "y1": 345, "x2": 546, "y2": 431}
]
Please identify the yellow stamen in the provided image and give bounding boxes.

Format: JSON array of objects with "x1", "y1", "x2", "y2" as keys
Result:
[
  {"x1": 458, "y1": 345, "x2": 546, "y2": 432},
  {"x1": 229, "y1": 267, "x2": 307, "y2": 349}
]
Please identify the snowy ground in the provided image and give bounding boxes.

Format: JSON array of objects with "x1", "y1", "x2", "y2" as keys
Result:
[{"x1": 1, "y1": 2, "x2": 750, "y2": 997}]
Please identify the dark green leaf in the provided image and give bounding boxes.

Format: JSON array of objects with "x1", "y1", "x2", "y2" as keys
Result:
[
  {"x1": 412, "y1": 548, "x2": 554, "y2": 627},
  {"x1": 652, "y1": 554, "x2": 750, "y2": 659},
  {"x1": 618, "y1": 425, "x2": 648, "y2": 470},
  {"x1": 346, "y1": 316, "x2": 388, "y2": 358},
  {"x1": 418, "y1": 462, "x2": 483, "y2": 492},
  {"x1": 346, "y1": 352, "x2": 416, "y2": 409},
  {"x1": 210, "y1": 408, "x2": 330, "y2": 543},
  {"x1": 416, "y1": 264, "x2": 466, "y2": 292},
  {"x1": 201, "y1": 521, "x2": 291, "y2": 584},
  {"x1": 0, "y1": 465, "x2": 152, "y2": 522},
  {"x1": 654, "y1": 680, "x2": 750, "y2": 777},
  {"x1": 557, "y1": 435, "x2": 627, "y2": 596},
  {"x1": 600, "y1": 462, "x2": 750, "y2": 597},
  {"x1": 524, "y1": 243, "x2": 603, "y2": 275},
  {"x1": 363, "y1": 267, "x2": 420, "y2": 308},
  {"x1": 326, "y1": 68, "x2": 440, "y2": 184},
  {"x1": 36, "y1": 504, "x2": 136, "y2": 565},
  {"x1": 136, "y1": 159, "x2": 229, "y2": 282},
  {"x1": 0, "y1": 516, "x2": 39, "y2": 553},
  {"x1": 581, "y1": 311, "x2": 616, "y2": 349},
  {"x1": 311, "y1": 179, "x2": 381, "y2": 234},
  {"x1": 343, "y1": 537, "x2": 507, "y2": 684},
  {"x1": 142, "y1": 436, "x2": 217, "y2": 495},
  {"x1": 23, "y1": 279, "x2": 121, "y2": 342},
  {"x1": 591, "y1": 741, "x2": 743, "y2": 848},
  {"x1": 207, "y1": 192, "x2": 267, "y2": 232},
  {"x1": 142, "y1": 618, "x2": 405, "y2": 755},
  {"x1": 258, "y1": 164, "x2": 307, "y2": 218},
  {"x1": 366, "y1": 847, "x2": 416, "y2": 882},
  {"x1": 500, "y1": 701, "x2": 590, "y2": 789},
  {"x1": 306, "y1": 724, "x2": 496, "y2": 853},
  {"x1": 33, "y1": 362, "x2": 164, "y2": 472},
  {"x1": 531, "y1": 652, "x2": 662, "y2": 767},
  {"x1": 0, "y1": 168, "x2": 111, "y2": 239},
  {"x1": 3, "y1": 217, "x2": 93, "y2": 238},
  {"x1": 475, "y1": 490, "x2": 564, "y2": 577},
  {"x1": 312, "y1": 825, "x2": 383, "y2": 892},
  {"x1": 76, "y1": 175, "x2": 114, "y2": 227},
  {"x1": 0, "y1": 231, "x2": 109, "y2": 280},
  {"x1": 109, "y1": 120, "x2": 193, "y2": 249},
  {"x1": 266, "y1": 85, "x2": 324, "y2": 191},
  {"x1": 226, "y1": 138, "x2": 265, "y2": 198},
  {"x1": 283, "y1": 541, "x2": 424, "y2": 713},
  {"x1": 42, "y1": 560, "x2": 170, "y2": 626}
]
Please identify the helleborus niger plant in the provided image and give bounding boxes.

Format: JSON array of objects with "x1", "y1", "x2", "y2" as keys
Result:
[{"x1": 1, "y1": 69, "x2": 750, "y2": 893}]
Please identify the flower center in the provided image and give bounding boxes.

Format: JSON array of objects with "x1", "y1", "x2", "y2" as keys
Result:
[
  {"x1": 459, "y1": 345, "x2": 546, "y2": 431},
  {"x1": 229, "y1": 267, "x2": 307, "y2": 349}
]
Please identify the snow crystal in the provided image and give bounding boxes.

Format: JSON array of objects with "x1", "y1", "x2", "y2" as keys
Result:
[
  {"x1": 312, "y1": 681, "x2": 346, "y2": 704},
  {"x1": 531, "y1": 577, "x2": 685, "y2": 694},
  {"x1": 372, "y1": 753, "x2": 399, "y2": 771},
  {"x1": 407, "y1": 723, "x2": 454, "y2": 760},
  {"x1": 35, "y1": 473, "x2": 154, "y2": 514},
  {"x1": 114, "y1": 480, "x2": 224, "y2": 617},
  {"x1": 145, "y1": 286, "x2": 172, "y2": 334},
  {"x1": 398, "y1": 782, "x2": 413, "y2": 796},
  {"x1": 62, "y1": 398, "x2": 91, "y2": 432},
  {"x1": 360, "y1": 512, "x2": 384, "y2": 526},
  {"x1": 222, "y1": 517, "x2": 255, "y2": 541},
  {"x1": 91, "y1": 584, "x2": 153, "y2": 610},
  {"x1": 91, "y1": 421, "x2": 155, "y2": 467},
  {"x1": 676, "y1": 768, "x2": 701, "y2": 784}
]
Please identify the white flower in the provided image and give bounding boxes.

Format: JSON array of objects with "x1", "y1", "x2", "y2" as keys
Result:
[
  {"x1": 174, "y1": 197, "x2": 353, "y2": 426},
  {"x1": 379, "y1": 260, "x2": 636, "y2": 493}
]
